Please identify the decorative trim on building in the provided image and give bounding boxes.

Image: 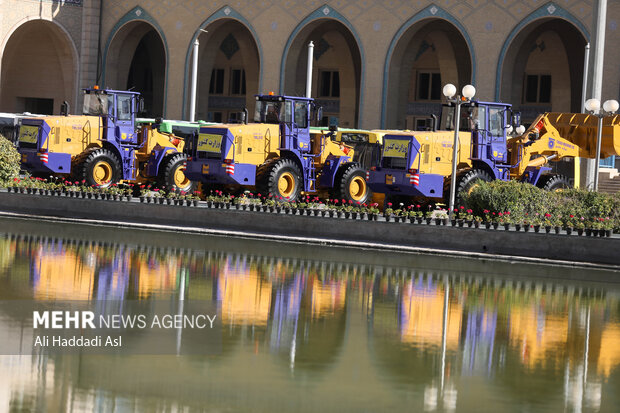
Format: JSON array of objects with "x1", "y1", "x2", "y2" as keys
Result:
[
  {"x1": 278, "y1": 4, "x2": 365, "y2": 127},
  {"x1": 380, "y1": 4, "x2": 477, "y2": 128},
  {"x1": 406, "y1": 102, "x2": 442, "y2": 116},
  {"x1": 208, "y1": 96, "x2": 246, "y2": 110},
  {"x1": 101, "y1": 6, "x2": 170, "y2": 117},
  {"x1": 182, "y1": 6, "x2": 264, "y2": 120},
  {"x1": 314, "y1": 99, "x2": 340, "y2": 113},
  {"x1": 494, "y1": 2, "x2": 590, "y2": 101}
]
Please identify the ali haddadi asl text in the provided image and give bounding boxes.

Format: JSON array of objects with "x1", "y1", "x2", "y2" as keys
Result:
[{"x1": 34, "y1": 335, "x2": 122, "y2": 347}]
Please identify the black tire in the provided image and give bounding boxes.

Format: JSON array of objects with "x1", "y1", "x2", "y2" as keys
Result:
[
  {"x1": 159, "y1": 153, "x2": 196, "y2": 193},
  {"x1": 257, "y1": 158, "x2": 303, "y2": 201},
  {"x1": 332, "y1": 163, "x2": 372, "y2": 205},
  {"x1": 77, "y1": 148, "x2": 122, "y2": 188},
  {"x1": 451, "y1": 168, "x2": 492, "y2": 207},
  {"x1": 537, "y1": 174, "x2": 571, "y2": 191}
]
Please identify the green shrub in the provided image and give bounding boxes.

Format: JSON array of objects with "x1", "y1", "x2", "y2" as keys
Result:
[
  {"x1": 462, "y1": 180, "x2": 555, "y2": 221},
  {"x1": 462, "y1": 180, "x2": 620, "y2": 225},
  {"x1": 0, "y1": 134, "x2": 20, "y2": 182}
]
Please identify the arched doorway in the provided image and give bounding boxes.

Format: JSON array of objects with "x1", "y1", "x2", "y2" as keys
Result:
[
  {"x1": 498, "y1": 18, "x2": 587, "y2": 124},
  {"x1": 282, "y1": 19, "x2": 362, "y2": 128},
  {"x1": 384, "y1": 19, "x2": 472, "y2": 130},
  {"x1": 0, "y1": 20, "x2": 77, "y2": 115},
  {"x1": 191, "y1": 19, "x2": 260, "y2": 123},
  {"x1": 104, "y1": 21, "x2": 166, "y2": 117}
]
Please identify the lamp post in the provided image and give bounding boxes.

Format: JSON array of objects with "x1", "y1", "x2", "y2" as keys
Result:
[
  {"x1": 443, "y1": 83, "x2": 476, "y2": 218},
  {"x1": 584, "y1": 98, "x2": 619, "y2": 191}
]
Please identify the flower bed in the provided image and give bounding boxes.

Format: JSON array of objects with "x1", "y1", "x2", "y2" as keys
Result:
[{"x1": 0, "y1": 177, "x2": 618, "y2": 237}]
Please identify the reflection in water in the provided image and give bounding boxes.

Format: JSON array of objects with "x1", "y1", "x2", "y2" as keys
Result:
[{"x1": 0, "y1": 231, "x2": 619, "y2": 412}]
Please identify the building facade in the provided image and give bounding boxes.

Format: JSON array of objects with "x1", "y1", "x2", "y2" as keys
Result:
[{"x1": 1, "y1": 0, "x2": 619, "y2": 130}]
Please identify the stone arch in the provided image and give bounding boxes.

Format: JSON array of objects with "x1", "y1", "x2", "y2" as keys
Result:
[
  {"x1": 0, "y1": 18, "x2": 78, "y2": 114},
  {"x1": 102, "y1": 7, "x2": 168, "y2": 117},
  {"x1": 381, "y1": 5, "x2": 474, "y2": 129},
  {"x1": 280, "y1": 5, "x2": 364, "y2": 128},
  {"x1": 182, "y1": 6, "x2": 263, "y2": 121},
  {"x1": 496, "y1": 3, "x2": 589, "y2": 123}
]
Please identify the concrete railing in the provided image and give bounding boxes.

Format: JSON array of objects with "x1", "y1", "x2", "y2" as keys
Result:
[{"x1": 0, "y1": 192, "x2": 617, "y2": 267}]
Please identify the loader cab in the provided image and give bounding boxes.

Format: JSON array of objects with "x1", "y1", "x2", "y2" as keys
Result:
[
  {"x1": 82, "y1": 88, "x2": 141, "y2": 145},
  {"x1": 439, "y1": 102, "x2": 484, "y2": 132},
  {"x1": 254, "y1": 94, "x2": 313, "y2": 154},
  {"x1": 440, "y1": 100, "x2": 512, "y2": 163}
]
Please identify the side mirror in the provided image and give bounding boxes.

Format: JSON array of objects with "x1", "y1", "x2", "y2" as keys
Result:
[
  {"x1": 138, "y1": 98, "x2": 145, "y2": 114},
  {"x1": 512, "y1": 112, "x2": 521, "y2": 128},
  {"x1": 316, "y1": 107, "x2": 323, "y2": 122}
]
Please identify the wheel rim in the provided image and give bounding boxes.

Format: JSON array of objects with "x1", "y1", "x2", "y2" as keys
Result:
[
  {"x1": 93, "y1": 161, "x2": 113, "y2": 185},
  {"x1": 278, "y1": 172, "x2": 295, "y2": 198},
  {"x1": 174, "y1": 166, "x2": 190, "y2": 188},
  {"x1": 467, "y1": 183, "x2": 479, "y2": 195},
  {"x1": 349, "y1": 176, "x2": 367, "y2": 201}
]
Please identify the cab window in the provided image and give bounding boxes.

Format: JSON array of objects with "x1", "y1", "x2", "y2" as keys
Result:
[
  {"x1": 117, "y1": 95, "x2": 132, "y2": 121},
  {"x1": 294, "y1": 102, "x2": 308, "y2": 128},
  {"x1": 489, "y1": 108, "x2": 504, "y2": 136}
]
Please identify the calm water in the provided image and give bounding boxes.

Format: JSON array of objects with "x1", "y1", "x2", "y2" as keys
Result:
[{"x1": 0, "y1": 218, "x2": 619, "y2": 413}]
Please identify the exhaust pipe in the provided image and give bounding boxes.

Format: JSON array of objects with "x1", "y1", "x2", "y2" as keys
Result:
[{"x1": 431, "y1": 114, "x2": 438, "y2": 132}]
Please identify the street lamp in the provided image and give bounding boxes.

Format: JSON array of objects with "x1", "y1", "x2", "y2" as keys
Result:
[
  {"x1": 585, "y1": 98, "x2": 619, "y2": 191},
  {"x1": 443, "y1": 83, "x2": 476, "y2": 218}
]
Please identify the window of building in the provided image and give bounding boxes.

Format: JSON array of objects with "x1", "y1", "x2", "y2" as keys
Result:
[
  {"x1": 230, "y1": 69, "x2": 246, "y2": 95},
  {"x1": 524, "y1": 74, "x2": 551, "y2": 104},
  {"x1": 416, "y1": 72, "x2": 442, "y2": 101},
  {"x1": 209, "y1": 69, "x2": 225, "y2": 95},
  {"x1": 18, "y1": 97, "x2": 54, "y2": 115},
  {"x1": 319, "y1": 70, "x2": 340, "y2": 98},
  {"x1": 208, "y1": 111, "x2": 223, "y2": 123}
]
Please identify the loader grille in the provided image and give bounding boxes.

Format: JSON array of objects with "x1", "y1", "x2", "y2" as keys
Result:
[
  {"x1": 382, "y1": 157, "x2": 407, "y2": 169},
  {"x1": 197, "y1": 151, "x2": 222, "y2": 160}
]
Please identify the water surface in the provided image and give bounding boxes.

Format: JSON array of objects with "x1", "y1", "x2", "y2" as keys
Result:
[{"x1": 0, "y1": 218, "x2": 618, "y2": 412}]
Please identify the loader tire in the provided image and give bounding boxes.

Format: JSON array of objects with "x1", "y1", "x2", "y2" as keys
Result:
[
  {"x1": 332, "y1": 163, "x2": 372, "y2": 205},
  {"x1": 257, "y1": 158, "x2": 302, "y2": 201},
  {"x1": 159, "y1": 153, "x2": 196, "y2": 193},
  {"x1": 537, "y1": 174, "x2": 571, "y2": 192},
  {"x1": 453, "y1": 168, "x2": 492, "y2": 207},
  {"x1": 77, "y1": 148, "x2": 122, "y2": 188}
]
